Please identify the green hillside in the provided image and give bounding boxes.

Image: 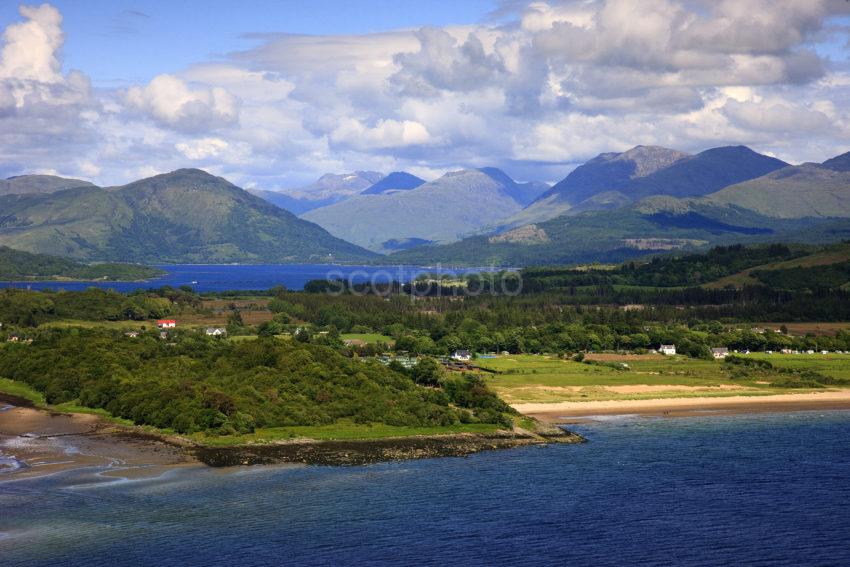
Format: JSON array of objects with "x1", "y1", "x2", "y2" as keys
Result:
[
  {"x1": 389, "y1": 200, "x2": 844, "y2": 267},
  {"x1": 0, "y1": 246, "x2": 164, "y2": 281},
  {"x1": 518, "y1": 244, "x2": 804, "y2": 291},
  {"x1": 0, "y1": 169, "x2": 377, "y2": 264},
  {"x1": 0, "y1": 174, "x2": 94, "y2": 196},
  {"x1": 706, "y1": 242, "x2": 850, "y2": 289},
  {"x1": 704, "y1": 164, "x2": 850, "y2": 218}
]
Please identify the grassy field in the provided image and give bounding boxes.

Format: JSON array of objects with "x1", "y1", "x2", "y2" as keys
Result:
[
  {"x1": 190, "y1": 422, "x2": 501, "y2": 446},
  {"x1": 473, "y1": 354, "x2": 840, "y2": 404},
  {"x1": 341, "y1": 333, "x2": 394, "y2": 344},
  {"x1": 40, "y1": 319, "x2": 151, "y2": 330},
  {"x1": 740, "y1": 352, "x2": 850, "y2": 379},
  {"x1": 0, "y1": 377, "x2": 45, "y2": 405}
]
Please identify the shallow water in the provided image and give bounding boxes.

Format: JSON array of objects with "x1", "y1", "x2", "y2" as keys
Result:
[{"x1": 2, "y1": 410, "x2": 849, "y2": 566}]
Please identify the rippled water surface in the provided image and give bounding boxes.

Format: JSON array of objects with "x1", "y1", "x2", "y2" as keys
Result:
[{"x1": 2, "y1": 411, "x2": 850, "y2": 566}]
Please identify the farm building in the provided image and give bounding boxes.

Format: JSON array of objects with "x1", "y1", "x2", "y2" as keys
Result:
[
  {"x1": 451, "y1": 350, "x2": 472, "y2": 361},
  {"x1": 156, "y1": 319, "x2": 176, "y2": 329},
  {"x1": 659, "y1": 345, "x2": 677, "y2": 356},
  {"x1": 711, "y1": 347, "x2": 730, "y2": 360}
]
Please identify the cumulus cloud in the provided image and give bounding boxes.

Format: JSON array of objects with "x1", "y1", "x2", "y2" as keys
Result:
[
  {"x1": 125, "y1": 74, "x2": 239, "y2": 132},
  {"x1": 175, "y1": 137, "x2": 230, "y2": 159},
  {"x1": 0, "y1": 3, "x2": 63, "y2": 83},
  {"x1": 0, "y1": 4, "x2": 96, "y2": 178},
  {"x1": 330, "y1": 118, "x2": 435, "y2": 150},
  {"x1": 1, "y1": 1, "x2": 849, "y2": 187},
  {"x1": 722, "y1": 99, "x2": 837, "y2": 133},
  {"x1": 392, "y1": 28, "x2": 506, "y2": 95}
]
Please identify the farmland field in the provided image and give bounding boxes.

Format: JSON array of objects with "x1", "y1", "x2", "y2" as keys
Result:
[{"x1": 473, "y1": 354, "x2": 847, "y2": 404}]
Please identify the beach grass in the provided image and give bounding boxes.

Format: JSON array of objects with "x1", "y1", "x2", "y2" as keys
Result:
[
  {"x1": 0, "y1": 377, "x2": 46, "y2": 405},
  {"x1": 50, "y1": 402, "x2": 136, "y2": 426},
  {"x1": 0, "y1": 379, "x2": 139, "y2": 426}
]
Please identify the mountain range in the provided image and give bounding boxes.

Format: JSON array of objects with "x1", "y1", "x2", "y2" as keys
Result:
[
  {"x1": 3, "y1": 144, "x2": 849, "y2": 267},
  {"x1": 503, "y1": 145, "x2": 788, "y2": 229},
  {"x1": 0, "y1": 169, "x2": 375, "y2": 263},
  {"x1": 301, "y1": 168, "x2": 550, "y2": 253},
  {"x1": 391, "y1": 149, "x2": 850, "y2": 266},
  {"x1": 249, "y1": 171, "x2": 383, "y2": 215}
]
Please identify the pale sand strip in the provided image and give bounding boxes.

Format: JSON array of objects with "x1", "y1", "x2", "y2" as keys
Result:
[{"x1": 514, "y1": 389, "x2": 850, "y2": 421}]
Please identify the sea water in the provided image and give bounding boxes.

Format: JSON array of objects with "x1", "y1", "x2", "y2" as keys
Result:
[{"x1": 2, "y1": 411, "x2": 849, "y2": 566}]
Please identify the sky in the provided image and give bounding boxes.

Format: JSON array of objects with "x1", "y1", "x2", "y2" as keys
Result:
[{"x1": 0, "y1": 0, "x2": 849, "y2": 190}]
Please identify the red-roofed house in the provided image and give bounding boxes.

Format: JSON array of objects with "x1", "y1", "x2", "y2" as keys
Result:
[{"x1": 156, "y1": 319, "x2": 176, "y2": 329}]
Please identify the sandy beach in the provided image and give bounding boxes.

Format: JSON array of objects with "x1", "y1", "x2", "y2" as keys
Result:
[
  {"x1": 0, "y1": 398, "x2": 193, "y2": 480},
  {"x1": 516, "y1": 389, "x2": 850, "y2": 422}
]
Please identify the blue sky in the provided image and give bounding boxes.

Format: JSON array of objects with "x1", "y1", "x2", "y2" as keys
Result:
[
  {"x1": 0, "y1": 1, "x2": 848, "y2": 189},
  {"x1": 0, "y1": 0, "x2": 501, "y2": 86}
]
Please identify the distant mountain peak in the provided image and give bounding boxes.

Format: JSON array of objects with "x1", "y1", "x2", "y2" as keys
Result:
[
  {"x1": 477, "y1": 167, "x2": 517, "y2": 187},
  {"x1": 614, "y1": 146, "x2": 690, "y2": 177},
  {"x1": 823, "y1": 150, "x2": 850, "y2": 172},
  {"x1": 361, "y1": 171, "x2": 425, "y2": 195},
  {"x1": 529, "y1": 145, "x2": 689, "y2": 209}
]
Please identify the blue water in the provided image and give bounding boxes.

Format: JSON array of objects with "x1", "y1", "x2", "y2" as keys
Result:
[
  {"x1": 0, "y1": 264, "x2": 494, "y2": 293},
  {"x1": 2, "y1": 411, "x2": 850, "y2": 566}
]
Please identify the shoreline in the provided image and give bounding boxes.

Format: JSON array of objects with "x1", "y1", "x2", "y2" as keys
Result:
[
  {"x1": 0, "y1": 398, "x2": 584, "y2": 479},
  {"x1": 8, "y1": 389, "x2": 850, "y2": 479},
  {"x1": 516, "y1": 389, "x2": 850, "y2": 422}
]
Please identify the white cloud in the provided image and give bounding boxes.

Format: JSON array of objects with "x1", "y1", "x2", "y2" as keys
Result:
[
  {"x1": 722, "y1": 99, "x2": 837, "y2": 133},
  {"x1": 1, "y1": 1, "x2": 850, "y2": 187},
  {"x1": 0, "y1": 4, "x2": 63, "y2": 83},
  {"x1": 330, "y1": 118, "x2": 435, "y2": 150},
  {"x1": 125, "y1": 74, "x2": 239, "y2": 132},
  {"x1": 0, "y1": 4, "x2": 96, "y2": 179},
  {"x1": 175, "y1": 137, "x2": 230, "y2": 159},
  {"x1": 392, "y1": 28, "x2": 506, "y2": 95}
]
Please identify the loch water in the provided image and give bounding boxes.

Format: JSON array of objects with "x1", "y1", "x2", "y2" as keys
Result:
[
  {"x1": 0, "y1": 263, "x2": 496, "y2": 293},
  {"x1": 2, "y1": 410, "x2": 850, "y2": 566}
]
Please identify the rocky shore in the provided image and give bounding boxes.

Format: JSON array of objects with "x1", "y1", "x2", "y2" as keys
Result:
[{"x1": 193, "y1": 428, "x2": 585, "y2": 467}]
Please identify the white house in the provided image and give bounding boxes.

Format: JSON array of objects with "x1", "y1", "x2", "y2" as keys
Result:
[
  {"x1": 659, "y1": 344, "x2": 676, "y2": 356},
  {"x1": 711, "y1": 347, "x2": 729, "y2": 360},
  {"x1": 451, "y1": 350, "x2": 472, "y2": 362},
  {"x1": 205, "y1": 327, "x2": 227, "y2": 336}
]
